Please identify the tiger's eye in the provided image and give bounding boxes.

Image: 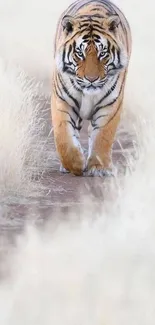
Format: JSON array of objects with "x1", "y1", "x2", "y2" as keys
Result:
[
  {"x1": 100, "y1": 52, "x2": 110, "y2": 60},
  {"x1": 77, "y1": 51, "x2": 83, "y2": 57},
  {"x1": 75, "y1": 50, "x2": 84, "y2": 59},
  {"x1": 100, "y1": 51, "x2": 107, "y2": 57}
]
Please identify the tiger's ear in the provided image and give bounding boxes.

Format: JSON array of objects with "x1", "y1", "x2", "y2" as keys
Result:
[
  {"x1": 106, "y1": 14, "x2": 120, "y2": 31},
  {"x1": 62, "y1": 15, "x2": 75, "y2": 34}
]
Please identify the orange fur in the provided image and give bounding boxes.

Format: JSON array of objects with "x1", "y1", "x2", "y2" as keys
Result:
[
  {"x1": 77, "y1": 43, "x2": 106, "y2": 80},
  {"x1": 87, "y1": 94, "x2": 123, "y2": 172},
  {"x1": 52, "y1": 90, "x2": 85, "y2": 175}
]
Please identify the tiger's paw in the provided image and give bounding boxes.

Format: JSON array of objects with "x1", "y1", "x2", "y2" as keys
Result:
[
  {"x1": 59, "y1": 147, "x2": 85, "y2": 176},
  {"x1": 60, "y1": 164, "x2": 70, "y2": 174},
  {"x1": 84, "y1": 165, "x2": 115, "y2": 177}
]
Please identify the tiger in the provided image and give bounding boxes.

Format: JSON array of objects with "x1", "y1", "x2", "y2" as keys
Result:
[{"x1": 51, "y1": 0, "x2": 132, "y2": 176}]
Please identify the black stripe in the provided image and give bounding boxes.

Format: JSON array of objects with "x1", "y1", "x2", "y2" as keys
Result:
[
  {"x1": 67, "y1": 120, "x2": 76, "y2": 130},
  {"x1": 103, "y1": 99, "x2": 123, "y2": 127},
  {"x1": 62, "y1": 45, "x2": 72, "y2": 73},
  {"x1": 92, "y1": 126, "x2": 100, "y2": 131},
  {"x1": 76, "y1": 121, "x2": 83, "y2": 131},
  {"x1": 82, "y1": 34, "x2": 90, "y2": 40},
  {"x1": 96, "y1": 76, "x2": 119, "y2": 107},
  {"x1": 65, "y1": 62, "x2": 75, "y2": 67},
  {"x1": 54, "y1": 84, "x2": 65, "y2": 102},
  {"x1": 73, "y1": 40, "x2": 76, "y2": 52},
  {"x1": 93, "y1": 114, "x2": 108, "y2": 122},
  {"x1": 57, "y1": 109, "x2": 81, "y2": 131},
  {"x1": 92, "y1": 27, "x2": 109, "y2": 33},
  {"x1": 82, "y1": 39, "x2": 90, "y2": 44},
  {"x1": 91, "y1": 75, "x2": 125, "y2": 118},
  {"x1": 111, "y1": 45, "x2": 115, "y2": 57},
  {"x1": 107, "y1": 40, "x2": 110, "y2": 53},
  {"x1": 90, "y1": 8, "x2": 102, "y2": 12},
  {"x1": 106, "y1": 36, "x2": 118, "y2": 48},
  {"x1": 72, "y1": 106, "x2": 80, "y2": 118},
  {"x1": 101, "y1": 75, "x2": 125, "y2": 108},
  {"x1": 80, "y1": 26, "x2": 106, "y2": 34},
  {"x1": 58, "y1": 109, "x2": 76, "y2": 125},
  {"x1": 79, "y1": 29, "x2": 92, "y2": 35},
  {"x1": 80, "y1": 23, "x2": 90, "y2": 29},
  {"x1": 62, "y1": 48, "x2": 66, "y2": 73},
  {"x1": 65, "y1": 31, "x2": 81, "y2": 46},
  {"x1": 70, "y1": 78, "x2": 82, "y2": 92},
  {"x1": 59, "y1": 106, "x2": 80, "y2": 121},
  {"x1": 93, "y1": 39, "x2": 101, "y2": 43},
  {"x1": 58, "y1": 73, "x2": 80, "y2": 109},
  {"x1": 117, "y1": 49, "x2": 121, "y2": 65},
  {"x1": 76, "y1": 14, "x2": 105, "y2": 20},
  {"x1": 91, "y1": 101, "x2": 123, "y2": 131},
  {"x1": 54, "y1": 78, "x2": 65, "y2": 101},
  {"x1": 76, "y1": 116, "x2": 83, "y2": 131},
  {"x1": 62, "y1": 47, "x2": 66, "y2": 64},
  {"x1": 68, "y1": 44, "x2": 72, "y2": 62},
  {"x1": 63, "y1": 67, "x2": 76, "y2": 75},
  {"x1": 91, "y1": 24, "x2": 105, "y2": 30},
  {"x1": 67, "y1": 120, "x2": 82, "y2": 131},
  {"x1": 91, "y1": 106, "x2": 103, "y2": 119}
]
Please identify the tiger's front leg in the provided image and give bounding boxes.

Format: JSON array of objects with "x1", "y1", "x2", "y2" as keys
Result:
[
  {"x1": 87, "y1": 102, "x2": 122, "y2": 177},
  {"x1": 51, "y1": 93, "x2": 85, "y2": 176}
]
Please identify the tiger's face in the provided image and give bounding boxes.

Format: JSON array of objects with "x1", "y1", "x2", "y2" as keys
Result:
[{"x1": 57, "y1": 14, "x2": 128, "y2": 92}]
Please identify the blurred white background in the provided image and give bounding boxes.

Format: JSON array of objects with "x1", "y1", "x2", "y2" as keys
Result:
[{"x1": 0, "y1": 0, "x2": 155, "y2": 324}]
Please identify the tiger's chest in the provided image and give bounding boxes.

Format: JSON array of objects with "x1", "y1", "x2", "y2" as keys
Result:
[
  {"x1": 78, "y1": 85, "x2": 118, "y2": 121},
  {"x1": 79, "y1": 92, "x2": 99, "y2": 120},
  {"x1": 61, "y1": 73, "x2": 120, "y2": 121},
  {"x1": 72, "y1": 86, "x2": 118, "y2": 121}
]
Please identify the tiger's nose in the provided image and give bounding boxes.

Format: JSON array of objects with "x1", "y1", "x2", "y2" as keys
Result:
[{"x1": 85, "y1": 75, "x2": 98, "y2": 82}]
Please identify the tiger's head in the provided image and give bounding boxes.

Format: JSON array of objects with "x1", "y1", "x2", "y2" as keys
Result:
[{"x1": 56, "y1": 14, "x2": 128, "y2": 92}]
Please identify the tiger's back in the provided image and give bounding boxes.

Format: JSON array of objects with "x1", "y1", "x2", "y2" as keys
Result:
[{"x1": 54, "y1": 0, "x2": 131, "y2": 56}]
